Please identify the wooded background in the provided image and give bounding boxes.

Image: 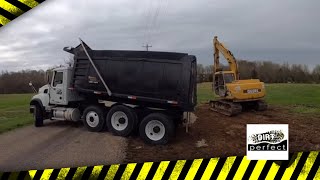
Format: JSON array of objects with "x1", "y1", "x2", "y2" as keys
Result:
[
  {"x1": 197, "y1": 60, "x2": 320, "y2": 83},
  {"x1": 0, "y1": 59, "x2": 320, "y2": 94},
  {"x1": 0, "y1": 70, "x2": 46, "y2": 94}
]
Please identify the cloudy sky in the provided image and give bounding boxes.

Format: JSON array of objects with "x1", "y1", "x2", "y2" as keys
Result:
[{"x1": 0, "y1": 0, "x2": 319, "y2": 72}]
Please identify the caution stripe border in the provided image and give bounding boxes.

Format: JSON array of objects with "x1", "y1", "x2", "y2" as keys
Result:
[
  {"x1": 0, "y1": 0, "x2": 44, "y2": 26},
  {"x1": 0, "y1": 1, "x2": 319, "y2": 179},
  {"x1": 1, "y1": 151, "x2": 320, "y2": 180}
]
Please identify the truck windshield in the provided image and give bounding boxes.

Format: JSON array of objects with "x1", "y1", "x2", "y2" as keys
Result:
[{"x1": 224, "y1": 73, "x2": 235, "y2": 83}]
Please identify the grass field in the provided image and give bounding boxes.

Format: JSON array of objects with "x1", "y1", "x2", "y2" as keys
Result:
[
  {"x1": 198, "y1": 82, "x2": 320, "y2": 114},
  {"x1": 0, "y1": 83, "x2": 319, "y2": 133},
  {"x1": 0, "y1": 94, "x2": 33, "y2": 133}
]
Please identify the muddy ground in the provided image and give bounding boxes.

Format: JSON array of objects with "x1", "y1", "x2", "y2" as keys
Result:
[{"x1": 125, "y1": 104, "x2": 320, "y2": 163}]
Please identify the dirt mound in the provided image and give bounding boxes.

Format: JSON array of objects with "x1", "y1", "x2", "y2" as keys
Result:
[{"x1": 125, "y1": 104, "x2": 320, "y2": 163}]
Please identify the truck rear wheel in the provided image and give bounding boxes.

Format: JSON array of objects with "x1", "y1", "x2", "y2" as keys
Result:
[
  {"x1": 139, "y1": 113, "x2": 174, "y2": 145},
  {"x1": 34, "y1": 105, "x2": 44, "y2": 127},
  {"x1": 106, "y1": 105, "x2": 138, "y2": 137},
  {"x1": 83, "y1": 106, "x2": 106, "y2": 132}
]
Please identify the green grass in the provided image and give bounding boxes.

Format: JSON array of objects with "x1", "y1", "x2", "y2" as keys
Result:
[
  {"x1": 265, "y1": 83, "x2": 320, "y2": 114},
  {"x1": 0, "y1": 83, "x2": 319, "y2": 133},
  {"x1": 264, "y1": 84, "x2": 320, "y2": 106},
  {"x1": 197, "y1": 82, "x2": 320, "y2": 114},
  {"x1": 197, "y1": 83, "x2": 215, "y2": 103},
  {"x1": 0, "y1": 94, "x2": 34, "y2": 133}
]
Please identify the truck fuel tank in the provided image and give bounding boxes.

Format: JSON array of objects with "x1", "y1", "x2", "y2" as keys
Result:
[{"x1": 52, "y1": 107, "x2": 81, "y2": 121}]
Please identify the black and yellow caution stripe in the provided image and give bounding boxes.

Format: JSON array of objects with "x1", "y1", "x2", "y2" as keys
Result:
[
  {"x1": 0, "y1": 151, "x2": 319, "y2": 180},
  {"x1": 0, "y1": 2, "x2": 319, "y2": 180},
  {"x1": 0, "y1": 0, "x2": 43, "y2": 26}
]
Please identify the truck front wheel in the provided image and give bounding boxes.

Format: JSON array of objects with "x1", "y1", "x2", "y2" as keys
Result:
[
  {"x1": 139, "y1": 113, "x2": 174, "y2": 145},
  {"x1": 83, "y1": 106, "x2": 106, "y2": 132},
  {"x1": 34, "y1": 105, "x2": 44, "y2": 127},
  {"x1": 106, "y1": 105, "x2": 138, "y2": 137}
]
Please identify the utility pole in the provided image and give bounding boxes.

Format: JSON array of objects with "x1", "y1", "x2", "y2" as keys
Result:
[{"x1": 142, "y1": 44, "x2": 152, "y2": 51}]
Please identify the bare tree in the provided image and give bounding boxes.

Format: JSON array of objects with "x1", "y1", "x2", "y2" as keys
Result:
[{"x1": 65, "y1": 54, "x2": 74, "y2": 67}]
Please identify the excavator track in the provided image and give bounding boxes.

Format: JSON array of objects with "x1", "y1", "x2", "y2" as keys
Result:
[
  {"x1": 209, "y1": 100, "x2": 242, "y2": 116},
  {"x1": 255, "y1": 100, "x2": 268, "y2": 111}
]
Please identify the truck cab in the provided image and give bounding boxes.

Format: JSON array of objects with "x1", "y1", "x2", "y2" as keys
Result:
[
  {"x1": 30, "y1": 66, "x2": 83, "y2": 127},
  {"x1": 50, "y1": 68, "x2": 66, "y2": 105},
  {"x1": 30, "y1": 66, "x2": 82, "y2": 106},
  {"x1": 48, "y1": 67, "x2": 82, "y2": 105}
]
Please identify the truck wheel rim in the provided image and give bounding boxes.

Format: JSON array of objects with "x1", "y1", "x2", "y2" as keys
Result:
[
  {"x1": 111, "y1": 111, "x2": 128, "y2": 131},
  {"x1": 86, "y1": 111, "x2": 100, "y2": 128},
  {"x1": 145, "y1": 120, "x2": 165, "y2": 141}
]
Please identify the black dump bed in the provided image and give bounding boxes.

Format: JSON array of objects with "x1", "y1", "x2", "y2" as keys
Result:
[{"x1": 70, "y1": 47, "x2": 197, "y2": 112}]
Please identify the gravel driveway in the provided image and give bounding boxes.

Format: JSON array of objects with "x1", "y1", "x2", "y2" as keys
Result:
[{"x1": 0, "y1": 121, "x2": 127, "y2": 172}]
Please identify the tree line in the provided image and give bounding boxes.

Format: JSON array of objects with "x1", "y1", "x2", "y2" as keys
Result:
[
  {"x1": 0, "y1": 70, "x2": 46, "y2": 94},
  {"x1": 0, "y1": 59, "x2": 319, "y2": 94},
  {"x1": 198, "y1": 60, "x2": 320, "y2": 83}
]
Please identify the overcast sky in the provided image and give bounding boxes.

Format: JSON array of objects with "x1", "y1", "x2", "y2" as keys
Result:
[{"x1": 0, "y1": 0, "x2": 319, "y2": 72}]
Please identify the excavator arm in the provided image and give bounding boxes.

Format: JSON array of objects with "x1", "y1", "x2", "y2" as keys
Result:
[{"x1": 213, "y1": 36, "x2": 239, "y2": 80}]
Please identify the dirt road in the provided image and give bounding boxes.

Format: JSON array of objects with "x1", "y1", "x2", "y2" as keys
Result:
[{"x1": 0, "y1": 121, "x2": 127, "y2": 172}]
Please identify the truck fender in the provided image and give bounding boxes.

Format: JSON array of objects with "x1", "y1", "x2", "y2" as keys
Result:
[{"x1": 30, "y1": 99, "x2": 45, "y2": 115}]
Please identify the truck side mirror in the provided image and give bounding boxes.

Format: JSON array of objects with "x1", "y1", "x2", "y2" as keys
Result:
[{"x1": 29, "y1": 81, "x2": 37, "y2": 93}]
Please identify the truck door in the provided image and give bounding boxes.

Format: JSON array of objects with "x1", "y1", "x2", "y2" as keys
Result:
[{"x1": 49, "y1": 71, "x2": 65, "y2": 105}]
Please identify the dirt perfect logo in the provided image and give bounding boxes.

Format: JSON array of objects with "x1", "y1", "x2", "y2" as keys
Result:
[
  {"x1": 247, "y1": 124, "x2": 288, "y2": 160},
  {"x1": 248, "y1": 130, "x2": 287, "y2": 151}
]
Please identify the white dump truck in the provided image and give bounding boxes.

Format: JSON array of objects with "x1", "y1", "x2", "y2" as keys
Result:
[{"x1": 29, "y1": 40, "x2": 197, "y2": 145}]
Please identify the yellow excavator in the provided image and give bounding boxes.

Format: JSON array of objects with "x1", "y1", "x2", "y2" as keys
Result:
[{"x1": 209, "y1": 36, "x2": 267, "y2": 116}]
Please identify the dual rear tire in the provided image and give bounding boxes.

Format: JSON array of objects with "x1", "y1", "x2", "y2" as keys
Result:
[
  {"x1": 83, "y1": 105, "x2": 106, "y2": 132},
  {"x1": 83, "y1": 105, "x2": 138, "y2": 137},
  {"x1": 82, "y1": 104, "x2": 175, "y2": 145},
  {"x1": 139, "y1": 113, "x2": 175, "y2": 145},
  {"x1": 106, "y1": 105, "x2": 138, "y2": 137}
]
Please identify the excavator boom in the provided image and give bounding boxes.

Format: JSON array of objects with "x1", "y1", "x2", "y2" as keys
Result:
[{"x1": 213, "y1": 36, "x2": 239, "y2": 80}]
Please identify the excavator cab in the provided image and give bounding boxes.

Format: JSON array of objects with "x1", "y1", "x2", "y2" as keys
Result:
[{"x1": 214, "y1": 71, "x2": 235, "y2": 97}]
